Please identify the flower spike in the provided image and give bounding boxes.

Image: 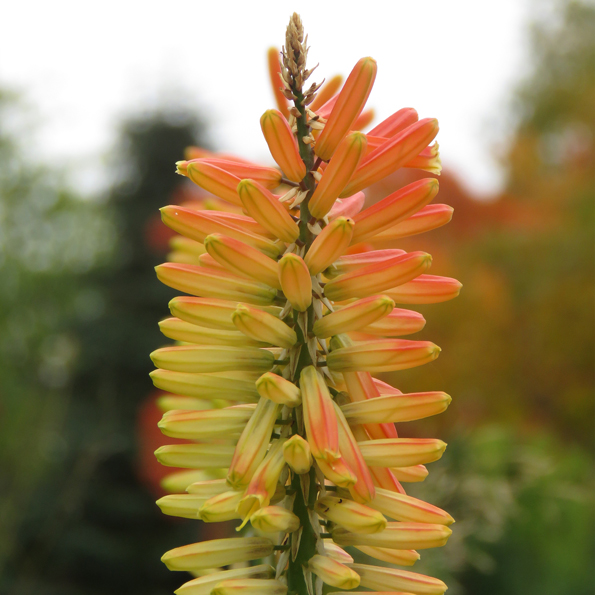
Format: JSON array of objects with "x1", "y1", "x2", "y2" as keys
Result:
[{"x1": 153, "y1": 16, "x2": 457, "y2": 595}]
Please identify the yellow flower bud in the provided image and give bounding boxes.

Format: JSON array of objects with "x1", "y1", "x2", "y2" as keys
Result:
[
  {"x1": 357, "y1": 438, "x2": 447, "y2": 468},
  {"x1": 232, "y1": 304, "x2": 297, "y2": 349},
  {"x1": 199, "y1": 490, "x2": 243, "y2": 522},
  {"x1": 278, "y1": 253, "x2": 312, "y2": 312},
  {"x1": 161, "y1": 537, "x2": 274, "y2": 571},
  {"x1": 282, "y1": 434, "x2": 312, "y2": 474},
  {"x1": 154, "y1": 444, "x2": 236, "y2": 469},
  {"x1": 250, "y1": 505, "x2": 300, "y2": 533},
  {"x1": 256, "y1": 372, "x2": 302, "y2": 407},
  {"x1": 156, "y1": 494, "x2": 205, "y2": 519},
  {"x1": 159, "y1": 317, "x2": 265, "y2": 347},
  {"x1": 176, "y1": 565, "x2": 274, "y2": 595},
  {"x1": 307, "y1": 554, "x2": 360, "y2": 590},
  {"x1": 350, "y1": 563, "x2": 448, "y2": 595},
  {"x1": 211, "y1": 578, "x2": 288, "y2": 595}
]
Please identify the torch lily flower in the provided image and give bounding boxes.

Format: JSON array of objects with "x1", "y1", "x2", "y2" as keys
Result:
[{"x1": 152, "y1": 13, "x2": 459, "y2": 595}]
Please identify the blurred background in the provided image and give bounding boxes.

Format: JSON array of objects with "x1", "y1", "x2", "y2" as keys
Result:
[{"x1": 0, "y1": 1, "x2": 593, "y2": 594}]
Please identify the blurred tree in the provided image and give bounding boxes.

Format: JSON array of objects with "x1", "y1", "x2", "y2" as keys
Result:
[{"x1": 0, "y1": 94, "x2": 212, "y2": 594}]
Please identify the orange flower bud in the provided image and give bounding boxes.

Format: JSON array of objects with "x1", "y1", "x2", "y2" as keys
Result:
[
  {"x1": 385, "y1": 274, "x2": 462, "y2": 304},
  {"x1": 332, "y1": 521, "x2": 452, "y2": 550},
  {"x1": 237, "y1": 179, "x2": 300, "y2": 243},
  {"x1": 155, "y1": 263, "x2": 278, "y2": 305},
  {"x1": 327, "y1": 192, "x2": 366, "y2": 220},
  {"x1": 369, "y1": 487, "x2": 455, "y2": 525},
  {"x1": 186, "y1": 161, "x2": 243, "y2": 206},
  {"x1": 357, "y1": 438, "x2": 447, "y2": 467},
  {"x1": 267, "y1": 47, "x2": 289, "y2": 117},
  {"x1": 204, "y1": 234, "x2": 281, "y2": 289},
  {"x1": 350, "y1": 179, "x2": 440, "y2": 245},
  {"x1": 341, "y1": 391, "x2": 452, "y2": 424},
  {"x1": 309, "y1": 132, "x2": 368, "y2": 218},
  {"x1": 372, "y1": 203, "x2": 454, "y2": 243},
  {"x1": 324, "y1": 251, "x2": 432, "y2": 301},
  {"x1": 368, "y1": 107, "x2": 419, "y2": 137},
  {"x1": 350, "y1": 563, "x2": 448, "y2": 595},
  {"x1": 316, "y1": 57, "x2": 377, "y2": 161},
  {"x1": 313, "y1": 295, "x2": 395, "y2": 339},
  {"x1": 325, "y1": 248, "x2": 406, "y2": 279},
  {"x1": 198, "y1": 158, "x2": 282, "y2": 189},
  {"x1": 160, "y1": 206, "x2": 281, "y2": 258},
  {"x1": 260, "y1": 109, "x2": 306, "y2": 182},
  {"x1": 341, "y1": 118, "x2": 440, "y2": 196},
  {"x1": 327, "y1": 338, "x2": 440, "y2": 374},
  {"x1": 278, "y1": 253, "x2": 312, "y2": 312},
  {"x1": 304, "y1": 217, "x2": 354, "y2": 275},
  {"x1": 391, "y1": 465, "x2": 429, "y2": 483},
  {"x1": 357, "y1": 307, "x2": 426, "y2": 337}
]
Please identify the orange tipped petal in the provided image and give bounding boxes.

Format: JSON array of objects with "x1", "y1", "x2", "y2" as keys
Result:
[
  {"x1": 267, "y1": 47, "x2": 289, "y2": 118},
  {"x1": 309, "y1": 132, "x2": 368, "y2": 218},
  {"x1": 260, "y1": 109, "x2": 306, "y2": 182},
  {"x1": 315, "y1": 57, "x2": 377, "y2": 161},
  {"x1": 324, "y1": 251, "x2": 433, "y2": 301},
  {"x1": 327, "y1": 338, "x2": 440, "y2": 373},
  {"x1": 238, "y1": 179, "x2": 300, "y2": 243},
  {"x1": 385, "y1": 275, "x2": 462, "y2": 304},
  {"x1": 370, "y1": 487, "x2": 455, "y2": 525},
  {"x1": 278, "y1": 253, "x2": 312, "y2": 312},
  {"x1": 304, "y1": 216, "x2": 355, "y2": 275},
  {"x1": 351, "y1": 178, "x2": 440, "y2": 245},
  {"x1": 341, "y1": 118, "x2": 439, "y2": 197},
  {"x1": 354, "y1": 545, "x2": 420, "y2": 566}
]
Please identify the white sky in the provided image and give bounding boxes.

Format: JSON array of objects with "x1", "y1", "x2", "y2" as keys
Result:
[{"x1": 1, "y1": 0, "x2": 532, "y2": 197}]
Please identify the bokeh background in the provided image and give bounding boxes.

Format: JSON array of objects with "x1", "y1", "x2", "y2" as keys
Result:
[{"x1": 0, "y1": 1, "x2": 593, "y2": 594}]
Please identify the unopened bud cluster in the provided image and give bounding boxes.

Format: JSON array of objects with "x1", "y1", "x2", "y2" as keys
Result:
[{"x1": 152, "y1": 12, "x2": 459, "y2": 595}]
